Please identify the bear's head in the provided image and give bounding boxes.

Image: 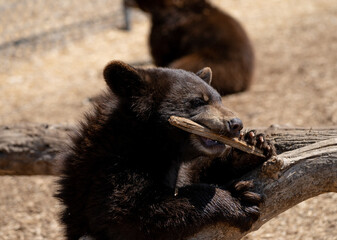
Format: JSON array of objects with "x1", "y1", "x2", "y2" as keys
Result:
[{"x1": 103, "y1": 61, "x2": 242, "y2": 159}]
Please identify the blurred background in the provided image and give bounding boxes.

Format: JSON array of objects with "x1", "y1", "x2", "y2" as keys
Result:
[{"x1": 0, "y1": 0, "x2": 336, "y2": 239}]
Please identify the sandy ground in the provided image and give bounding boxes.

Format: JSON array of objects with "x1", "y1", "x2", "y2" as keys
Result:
[{"x1": 0, "y1": 0, "x2": 336, "y2": 239}]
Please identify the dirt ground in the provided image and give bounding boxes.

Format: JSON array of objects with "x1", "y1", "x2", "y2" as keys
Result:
[{"x1": 0, "y1": 0, "x2": 336, "y2": 239}]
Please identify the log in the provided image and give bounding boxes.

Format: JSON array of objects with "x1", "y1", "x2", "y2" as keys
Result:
[
  {"x1": 0, "y1": 123, "x2": 336, "y2": 174},
  {"x1": 0, "y1": 124, "x2": 336, "y2": 240}
]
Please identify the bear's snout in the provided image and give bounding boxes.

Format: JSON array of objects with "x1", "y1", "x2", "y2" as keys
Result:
[
  {"x1": 191, "y1": 103, "x2": 242, "y2": 138},
  {"x1": 228, "y1": 118, "x2": 243, "y2": 137},
  {"x1": 192, "y1": 116, "x2": 242, "y2": 138}
]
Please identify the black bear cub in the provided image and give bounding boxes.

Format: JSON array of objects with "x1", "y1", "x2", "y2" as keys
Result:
[
  {"x1": 56, "y1": 61, "x2": 274, "y2": 240},
  {"x1": 127, "y1": 0, "x2": 255, "y2": 95}
]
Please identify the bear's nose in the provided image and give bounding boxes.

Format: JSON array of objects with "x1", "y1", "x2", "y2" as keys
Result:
[{"x1": 228, "y1": 118, "x2": 243, "y2": 137}]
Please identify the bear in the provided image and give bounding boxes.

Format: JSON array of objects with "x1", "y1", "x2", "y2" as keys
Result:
[
  {"x1": 55, "y1": 60, "x2": 274, "y2": 240},
  {"x1": 125, "y1": 0, "x2": 255, "y2": 95}
]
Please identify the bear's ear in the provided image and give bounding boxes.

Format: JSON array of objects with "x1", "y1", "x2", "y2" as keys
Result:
[
  {"x1": 196, "y1": 67, "x2": 212, "y2": 85},
  {"x1": 103, "y1": 61, "x2": 145, "y2": 97}
]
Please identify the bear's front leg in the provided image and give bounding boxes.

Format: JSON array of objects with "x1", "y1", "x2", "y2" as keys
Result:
[
  {"x1": 178, "y1": 182, "x2": 263, "y2": 233},
  {"x1": 185, "y1": 130, "x2": 276, "y2": 231},
  {"x1": 137, "y1": 183, "x2": 263, "y2": 239},
  {"x1": 221, "y1": 130, "x2": 276, "y2": 231}
]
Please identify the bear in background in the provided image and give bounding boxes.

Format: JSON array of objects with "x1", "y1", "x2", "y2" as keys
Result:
[
  {"x1": 56, "y1": 61, "x2": 274, "y2": 240},
  {"x1": 126, "y1": 0, "x2": 255, "y2": 95}
]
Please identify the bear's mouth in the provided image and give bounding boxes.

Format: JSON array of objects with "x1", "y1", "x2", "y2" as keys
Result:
[
  {"x1": 190, "y1": 134, "x2": 226, "y2": 157},
  {"x1": 199, "y1": 136, "x2": 224, "y2": 148},
  {"x1": 197, "y1": 135, "x2": 226, "y2": 154}
]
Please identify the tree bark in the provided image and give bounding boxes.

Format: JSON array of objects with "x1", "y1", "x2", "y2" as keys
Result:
[
  {"x1": 0, "y1": 124, "x2": 336, "y2": 239},
  {"x1": 0, "y1": 124, "x2": 73, "y2": 175}
]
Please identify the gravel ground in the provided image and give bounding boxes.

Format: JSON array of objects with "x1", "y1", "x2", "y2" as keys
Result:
[{"x1": 0, "y1": 0, "x2": 336, "y2": 239}]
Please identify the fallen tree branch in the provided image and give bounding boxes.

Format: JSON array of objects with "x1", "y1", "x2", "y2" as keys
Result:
[{"x1": 0, "y1": 124, "x2": 336, "y2": 174}]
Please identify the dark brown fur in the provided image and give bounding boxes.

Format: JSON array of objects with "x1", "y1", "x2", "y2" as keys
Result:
[
  {"x1": 131, "y1": 0, "x2": 254, "y2": 95},
  {"x1": 56, "y1": 61, "x2": 274, "y2": 240}
]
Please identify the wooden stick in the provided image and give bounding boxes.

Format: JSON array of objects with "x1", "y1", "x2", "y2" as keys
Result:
[{"x1": 169, "y1": 116, "x2": 265, "y2": 157}]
